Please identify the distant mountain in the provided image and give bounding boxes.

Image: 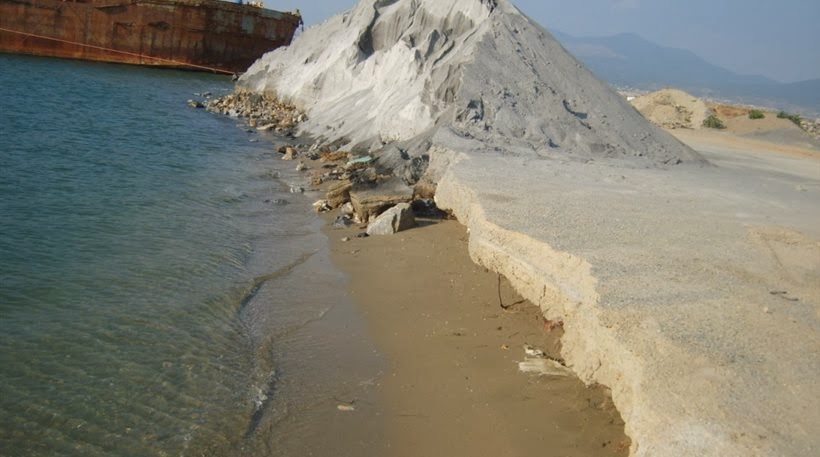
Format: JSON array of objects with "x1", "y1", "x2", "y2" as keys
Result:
[{"x1": 553, "y1": 31, "x2": 820, "y2": 117}]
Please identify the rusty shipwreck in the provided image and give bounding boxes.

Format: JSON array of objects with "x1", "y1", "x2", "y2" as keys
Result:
[{"x1": 0, "y1": 0, "x2": 301, "y2": 74}]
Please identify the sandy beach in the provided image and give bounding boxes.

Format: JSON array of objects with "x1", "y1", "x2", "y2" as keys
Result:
[{"x1": 324, "y1": 216, "x2": 630, "y2": 456}]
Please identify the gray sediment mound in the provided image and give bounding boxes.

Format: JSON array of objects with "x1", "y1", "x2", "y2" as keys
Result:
[
  {"x1": 232, "y1": 1, "x2": 820, "y2": 456},
  {"x1": 239, "y1": 0, "x2": 703, "y2": 171}
]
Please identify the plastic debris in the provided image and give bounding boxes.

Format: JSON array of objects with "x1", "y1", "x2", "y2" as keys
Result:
[
  {"x1": 518, "y1": 358, "x2": 573, "y2": 377},
  {"x1": 346, "y1": 156, "x2": 373, "y2": 166}
]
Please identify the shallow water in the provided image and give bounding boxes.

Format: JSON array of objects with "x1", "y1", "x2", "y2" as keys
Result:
[{"x1": 0, "y1": 54, "x2": 381, "y2": 456}]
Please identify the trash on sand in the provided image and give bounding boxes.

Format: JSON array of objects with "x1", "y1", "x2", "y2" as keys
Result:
[
  {"x1": 337, "y1": 404, "x2": 356, "y2": 412},
  {"x1": 518, "y1": 358, "x2": 573, "y2": 377},
  {"x1": 523, "y1": 344, "x2": 546, "y2": 358}
]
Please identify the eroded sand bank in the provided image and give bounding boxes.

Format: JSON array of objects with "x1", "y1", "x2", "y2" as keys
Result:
[{"x1": 434, "y1": 132, "x2": 820, "y2": 456}]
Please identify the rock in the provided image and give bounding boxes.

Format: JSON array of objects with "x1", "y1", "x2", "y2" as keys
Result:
[
  {"x1": 333, "y1": 215, "x2": 354, "y2": 229},
  {"x1": 282, "y1": 147, "x2": 298, "y2": 160},
  {"x1": 372, "y1": 145, "x2": 428, "y2": 185},
  {"x1": 340, "y1": 202, "x2": 355, "y2": 216},
  {"x1": 312, "y1": 200, "x2": 331, "y2": 213},
  {"x1": 325, "y1": 180, "x2": 353, "y2": 208},
  {"x1": 289, "y1": 185, "x2": 304, "y2": 194},
  {"x1": 187, "y1": 99, "x2": 205, "y2": 109},
  {"x1": 402, "y1": 155, "x2": 430, "y2": 185},
  {"x1": 412, "y1": 199, "x2": 447, "y2": 218},
  {"x1": 349, "y1": 166, "x2": 379, "y2": 185},
  {"x1": 350, "y1": 177, "x2": 414, "y2": 223},
  {"x1": 366, "y1": 203, "x2": 416, "y2": 236},
  {"x1": 204, "y1": 90, "x2": 305, "y2": 130},
  {"x1": 374, "y1": 144, "x2": 409, "y2": 174},
  {"x1": 296, "y1": 161, "x2": 308, "y2": 172},
  {"x1": 414, "y1": 177, "x2": 437, "y2": 200},
  {"x1": 320, "y1": 151, "x2": 349, "y2": 162}
]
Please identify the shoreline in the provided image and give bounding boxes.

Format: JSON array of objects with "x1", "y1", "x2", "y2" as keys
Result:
[{"x1": 318, "y1": 211, "x2": 631, "y2": 455}]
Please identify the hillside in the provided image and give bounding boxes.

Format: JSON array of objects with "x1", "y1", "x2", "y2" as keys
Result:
[{"x1": 555, "y1": 31, "x2": 820, "y2": 116}]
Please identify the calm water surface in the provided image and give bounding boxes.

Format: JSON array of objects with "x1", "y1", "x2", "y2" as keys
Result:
[{"x1": 0, "y1": 55, "x2": 381, "y2": 457}]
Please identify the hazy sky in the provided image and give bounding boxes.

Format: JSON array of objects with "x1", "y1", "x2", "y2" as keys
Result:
[{"x1": 268, "y1": 0, "x2": 820, "y2": 82}]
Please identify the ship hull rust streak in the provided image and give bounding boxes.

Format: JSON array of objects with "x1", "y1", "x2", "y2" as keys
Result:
[{"x1": 0, "y1": 0, "x2": 300, "y2": 73}]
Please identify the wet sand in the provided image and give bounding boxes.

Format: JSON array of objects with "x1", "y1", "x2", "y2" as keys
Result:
[{"x1": 324, "y1": 217, "x2": 630, "y2": 456}]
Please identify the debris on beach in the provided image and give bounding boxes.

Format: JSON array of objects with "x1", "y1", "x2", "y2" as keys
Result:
[
  {"x1": 281, "y1": 147, "x2": 297, "y2": 160},
  {"x1": 519, "y1": 344, "x2": 572, "y2": 377},
  {"x1": 312, "y1": 200, "x2": 331, "y2": 213},
  {"x1": 523, "y1": 344, "x2": 547, "y2": 358},
  {"x1": 518, "y1": 358, "x2": 573, "y2": 377},
  {"x1": 325, "y1": 180, "x2": 353, "y2": 209},
  {"x1": 205, "y1": 91, "x2": 304, "y2": 136},
  {"x1": 333, "y1": 215, "x2": 355, "y2": 229},
  {"x1": 366, "y1": 202, "x2": 416, "y2": 236}
]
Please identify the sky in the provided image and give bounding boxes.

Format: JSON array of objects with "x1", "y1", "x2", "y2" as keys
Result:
[{"x1": 267, "y1": 0, "x2": 820, "y2": 83}]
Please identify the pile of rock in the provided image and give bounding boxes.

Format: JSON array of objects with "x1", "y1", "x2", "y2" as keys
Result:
[
  {"x1": 282, "y1": 142, "x2": 442, "y2": 235},
  {"x1": 800, "y1": 118, "x2": 820, "y2": 140},
  {"x1": 204, "y1": 91, "x2": 306, "y2": 136}
]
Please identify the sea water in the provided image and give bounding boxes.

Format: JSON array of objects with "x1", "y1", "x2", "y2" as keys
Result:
[{"x1": 0, "y1": 55, "x2": 382, "y2": 456}]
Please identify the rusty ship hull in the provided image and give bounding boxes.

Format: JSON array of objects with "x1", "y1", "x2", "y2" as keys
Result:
[{"x1": 0, "y1": 0, "x2": 300, "y2": 73}]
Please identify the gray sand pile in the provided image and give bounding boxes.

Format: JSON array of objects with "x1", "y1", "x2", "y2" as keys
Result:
[
  {"x1": 631, "y1": 88, "x2": 709, "y2": 130},
  {"x1": 240, "y1": 0, "x2": 702, "y2": 168}
]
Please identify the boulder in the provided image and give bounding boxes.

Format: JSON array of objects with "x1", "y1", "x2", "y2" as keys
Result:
[
  {"x1": 332, "y1": 215, "x2": 354, "y2": 229},
  {"x1": 312, "y1": 200, "x2": 331, "y2": 213},
  {"x1": 325, "y1": 180, "x2": 353, "y2": 208},
  {"x1": 282, "y1": 147, "x2": 297, "y2": 160},
  {"x1": 350, "y1": 177, "x2": 414, "y2": 223},
  {"x1": 340, "y1": 202, "x2": 355, "y2": 216},
  {"x1": 366, "y1": 203, "x2": 416, "y2": 236}
]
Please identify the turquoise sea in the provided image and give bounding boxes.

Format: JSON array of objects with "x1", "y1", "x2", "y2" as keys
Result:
[{"x1": 0, "y1": 55, "x2": 381, "y2": 456}]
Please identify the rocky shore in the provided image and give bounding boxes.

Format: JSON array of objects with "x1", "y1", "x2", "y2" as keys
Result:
[
  {"x1": 199, "y1": 89, "x2": 443, "y2": 236},
  {"x1": 203, "y1": 90, "x2": 306, "y2": 136}
]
